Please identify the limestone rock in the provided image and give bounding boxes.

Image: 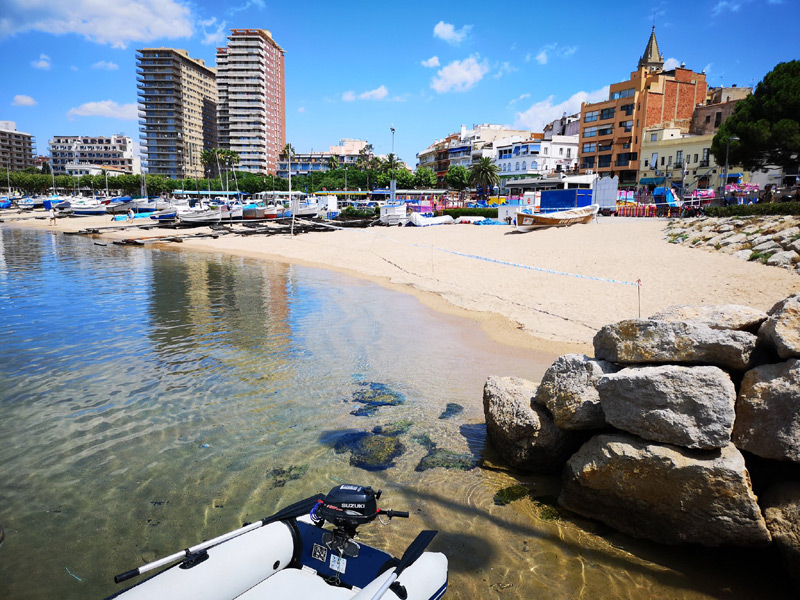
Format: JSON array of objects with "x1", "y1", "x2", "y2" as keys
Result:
[
  {"x1": 719, "y1": 233, "x2": 748, "y2": 246},
  {"x1": 597, "y1": 365, "x2": 736, "y2": 449},
  {"x1": 767, "y1": 250, "x2": 799, "y2": 268},
  {"x1": 593, "y1": 319, "x2": 757, "y2": 370},
  {"x1": 559, "y1": 434, "x2": 771, "y2": 547},
  {"x1": 752, "y1": 240, "x2": 781, "y2": 253},
  {"x1": 759, "y1": 295, "x2": 800, "y2": 359},
  {"x1": 534, "y1": 354, "x2": 618, "y2": 430},
  {"x1": 732, "y1": 359, "x2": 800, "y2": 462},
  {"x1": 733, "y1": 249, "x2": 752, "y2": 260},
  {"x1": 762, "y1": 483, "x2": 800, "y2": 586},
  {"x1": 751, "y1": 234, "x2": 775, "y2": 247},
  {"x1": 648, "y1": 304, "x2": 767, "y2": 332},
  {"x1": 483, "y1": 376, "x2": 576, "y2": 472}
]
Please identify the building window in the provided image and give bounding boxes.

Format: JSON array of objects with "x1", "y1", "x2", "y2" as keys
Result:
[
  {"x1": 675, "y1": 150, "x2": 683, "y2": 167},
  {"x1": 585, "y1": 110, "x2": 598, "y2": 122},
  {"x1": 620, "y1": 103, "x2": 634, "y2": 116},
  {"x1": 701, "y1": 148, "x2": 710, "y2": 166},
  {"x1": 522, "y1": 161, "x2": 526, "y2": 170},
  {"x1": 531, "y1": 161, "x2": 538, "y2": 170},
  {"x1": 694, "y1": 153, "x2": 699, "y2": 163},
  {"x1": 582, "y1": 156, "x2": 595, "y2": 168},
  {"x1": 598, "y1": 155, "x2": 612, "y2": 168},
  {"x1": 714, "y1": 112, "x2": 722, "y2": 127},
  {"x1": 598, "y1": 125, "x2": 614, "y2": 136},
  {"x1": 610, "y1": 88, "x2": 635, "y2": 100},
  {"x1": 515, "y1": 162, "x2": 519, "y2": 171},
  {"x1": 620, "y1": 120, "x2": 633, "y2": 132},
  {"x1": 559, "y1": 147, "x2": 563, "y2": 156},
  {"x1": 661, "y1": 156, "x2": 665, "y2": 166},
  {"x1": 650, "y1": 133, "x2": 658, "y2": 142},
  {"x1": 600, "y1": 107, "x2": 615, "y2": 120},
  {"x1": 567, "y1": 148, "x2": 571, "y2": 158},
  {"x1": 582, "y1": 142, "x2": 596, "y2": 152},
  {"x1": 584, "y1": 126, "x2": 597, "y2": 138}
]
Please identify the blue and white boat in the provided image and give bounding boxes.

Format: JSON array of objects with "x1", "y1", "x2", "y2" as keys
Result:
[{"x1": 108, "y1": 485, "x2": 448, "y2": 600}]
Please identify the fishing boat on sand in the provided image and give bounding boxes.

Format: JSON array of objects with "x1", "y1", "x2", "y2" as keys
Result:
[
  {"x1": 515, "y1": 204, "x2": 599, "y2": 232},
  {"x1": 108, "y1": 484, "x2": 448, "y2": 600}
]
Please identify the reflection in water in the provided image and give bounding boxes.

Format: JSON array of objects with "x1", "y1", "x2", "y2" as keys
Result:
[{"x1": 0, "y1": 227, "x2": 793, "y2": 600}]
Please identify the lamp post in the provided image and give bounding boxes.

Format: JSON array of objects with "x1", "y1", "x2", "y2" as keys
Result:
[
  {"x1": 722, "y1": 135, "x2": 740, "y2": 202},
  {"x1": 390, "y1": 124, "x2": 396, "y2": 204}
]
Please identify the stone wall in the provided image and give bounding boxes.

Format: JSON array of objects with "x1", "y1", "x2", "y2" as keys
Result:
[
  {"x1": 483, "y1": 294, "x2": 800, "y2": 582},
  {"x1": 665, "y1": 215, "x2": 800, "y2": 275}
]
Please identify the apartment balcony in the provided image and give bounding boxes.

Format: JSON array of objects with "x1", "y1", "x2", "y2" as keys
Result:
[{"x1": 699, "y1": 160, "x2": 710, "y2": 167}]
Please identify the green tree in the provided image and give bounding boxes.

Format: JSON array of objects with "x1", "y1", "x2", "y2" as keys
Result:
[
  {"x1": 469, "y1": 157, "x2": 500, "y2": 199},
  {"x1": 712, "y1": 60, "x2": 800, "y2": 171},
  {"x1": 445, "y1": 165, "x2": 471, "y2": 191},
  {"x1": 327, "y1": 155, "x2": 340, "y2": 171},
  {"x1": 413, "y1": 167, "x2": 436, "y2": 189},
  {"x1": 280, "y1": 143, "x2": 295, "y2": 161},
  {"x1": 41, "y1": 162, "x2": 51, "y2": 175}
]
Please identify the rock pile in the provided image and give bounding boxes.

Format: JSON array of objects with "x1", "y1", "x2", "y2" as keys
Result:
[
  {"x1": 664, "y1": 215, "x2": 800, "y2": 274},
  {"x1": 483, "y1": 294, "x2": 800, "y2": 581}
]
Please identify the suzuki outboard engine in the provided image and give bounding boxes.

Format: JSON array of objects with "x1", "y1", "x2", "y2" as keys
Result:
[{"x1": 312, "y1": 485, "x2": 381, "y2": 537}]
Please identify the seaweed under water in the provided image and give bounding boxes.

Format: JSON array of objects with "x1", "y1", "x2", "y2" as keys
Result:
[{"x1": 349, "y1": 382, "x2": 406, "y2": 417}]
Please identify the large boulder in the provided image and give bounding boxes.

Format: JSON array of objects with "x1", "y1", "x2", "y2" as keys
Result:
[
  {"x1": 483, "y1": 376, "x2": 576, "y2": 472},
  {"x1": 534, "y1": 354, "x2": 618, "y2": 430},
  {"x1": 593, "y1": 319, "x2": 757, "y2": 371},
  {"x1": 648, "y1": 304, "x2": 767, "y2": 332},
  {"x1": 762, "y1": 483, "x2": 800, "y2": 587},
  {"x1": 758, "y1": 294, "x2": 800, "y2": 359},
  {"x1": 596, "y1": 365, "x2": 736, "y2": 449},
  {"x1": 559, "y1": 434, "x2": 771, "y2": 547},
  {"x1": 732, "y1": 359, "x2": 800, "y2": 462}
]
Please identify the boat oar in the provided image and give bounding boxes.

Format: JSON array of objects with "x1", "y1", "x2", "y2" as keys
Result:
[
  {"x1": 114, "y1": 493, "x2": 324, "y2": 584},
  {"x1": 369, "y1": 530, "x2": 438, "y2": 600}
]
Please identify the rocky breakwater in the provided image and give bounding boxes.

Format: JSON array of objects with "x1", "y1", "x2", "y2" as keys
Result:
[
  {"x1": 483, "y1": 295, "x2": 800, "y2": 581},
  {"x1": 664, "y1": 215, "x2": 800, "y2": 275}
]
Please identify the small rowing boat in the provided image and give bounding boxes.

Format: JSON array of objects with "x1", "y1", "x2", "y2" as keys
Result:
[
  {"x1": 515, "y1": 204, "x2": 599, "y2": 232},
  {"x1": 108, "y1": 484, "x2": 447, "y2": 600}
]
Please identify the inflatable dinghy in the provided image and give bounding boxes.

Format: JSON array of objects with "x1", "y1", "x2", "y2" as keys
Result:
[{"x1": 108, "y1": 484, "x2": 448, "y2": 600}]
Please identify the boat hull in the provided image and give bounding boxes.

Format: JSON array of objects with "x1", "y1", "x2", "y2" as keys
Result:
[{"x1": 515, "y1": 204, "x2": 599, "y2": 232}]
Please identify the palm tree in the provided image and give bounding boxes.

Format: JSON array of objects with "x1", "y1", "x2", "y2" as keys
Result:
[
  {"x1": 327, "y1": 155, "x2": 340, "y2": 171},
  {"x1": 201, "y1": 149, "x2": 218, "y2": 178},
  {"x1": 279, "y1": 143, "x2": 295, "y2": 161},
  {"x1": 469, "y1": 157, "x2": 500, "y2": 200}
]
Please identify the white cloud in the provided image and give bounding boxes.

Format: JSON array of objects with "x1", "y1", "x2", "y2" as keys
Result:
[
  {"x1": 535, "y1": 50, "x2": 548, "y2": 65},
  {"x1": 534, "y1": 43, "x2": 578, "y2": 66},
  {"x1": 703, "y1": 62, "x2": 713, "y2": 74},
  {"x1": 92, "y1": 60, "x2": 118, "y2": 70},
  {"x1": 494, "y1": 61, "x2": 517, "y2": 79},
  {"x1": 712, "y1": 1, "x2": 741, "y2": 17},
  {"x1": 421, "y1": 56, "x2": 440, "y2": 68},
  {"x1": 359, "y1": 85, "x2": 389, "y2": 101},
  {"x1": 514, "y1": 87, "x2": 610, "y2": 130},
  {"x1": 431, "y1": 55, "x2": 489, "y2": 93},
  {"x1": 341, "y1": 91, "x2": 356, "y2": 102},
  {"x1": 199, "y1": 17, "x2": 226, "y2": 46},
  {"x1": 70, "y1": 65, "x2": 79, "y2": 71},
  {"x1": 297, "y1": 107, "x2": 305, "y2": 113},
  {"x1": 663, "y1": 57, "x2": 681, "y2": 70},
  {"x1": 67, "y1": 100, "x2": 138, "y2": 120},
  {"x1": 11, "y1": 94, "x2": 37, "y2": 106},
  {"x1": 0, "y1": 0, "x2": 193, "y2": 49},
  {"x1": 507, "y1": 93, "x2": 531, "y2": 107},
  {"x1": 433, "y1": 21, "x2": 472, "y2": 45},
  {"x1": 31, "y1": 53, "x2": 51, "y2": 69}
]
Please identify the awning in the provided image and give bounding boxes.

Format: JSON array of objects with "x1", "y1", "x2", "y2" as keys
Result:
[
  {"x1": 726, "y1": 172, "x2": 742, "y2": 179},
  {"x1": 639, "y1": 176, "x2": 665, "y2": 185}
]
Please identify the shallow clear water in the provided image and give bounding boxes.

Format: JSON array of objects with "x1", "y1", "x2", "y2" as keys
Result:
[{"x1": 0, "y1": 226, "x2": 792, "y2": 600}]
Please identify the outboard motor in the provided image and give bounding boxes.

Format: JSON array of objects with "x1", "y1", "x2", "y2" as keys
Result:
[{"x1": 311, "y1": 485, "x2": 408, "y2": 558}]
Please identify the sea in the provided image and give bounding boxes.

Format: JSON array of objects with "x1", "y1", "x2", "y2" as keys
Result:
[{"x1": 0, "y1": 226, "x2": 792, "y2": 599}]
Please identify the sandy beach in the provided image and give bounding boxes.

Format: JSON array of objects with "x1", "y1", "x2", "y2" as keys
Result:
[{"x1": 6, "y1": 211, "x2": 800, "y2": 355}]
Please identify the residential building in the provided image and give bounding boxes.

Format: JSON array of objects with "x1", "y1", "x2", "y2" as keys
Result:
[
  {"x1": 276, "y1": 139, "x2": 368, "y2": 178},
  {"x1": 49, "y1": 134, "x2": 137, "y2": 175},
  {"x1": 137, "y1": 48, "x2": 217, "y2": 179},
  {"x1": 543, "y1": 114, "x2": 580, "y2": 139},
  {"x1": 691, "y1": 85, "x2": 751, "y2": 135},
  {"x1": 64, "y1": 164, "x2": 130, "y2": 177},
  {"x1": 578, "y1": 27, "x2": 708, "y2": 186},
  {"x1": 0, "y1": 121, "x2": 35, "y2": 171},
  {"x1": 638, "y1": 127, "x2": 748, "y2": 193},
  {"x1": 496, "y1": 134, "x2": 579, "y2": 185},
  {"x1": 416, "y1": 124, "x2": 531, "y2": 187},
  {"x1": 216, "y1": 29, "x2": 285, "y2": 175}
]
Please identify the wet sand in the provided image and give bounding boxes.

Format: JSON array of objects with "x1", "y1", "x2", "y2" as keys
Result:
[{"x1": 8, "y1": 210, "x2": 800, "y2": 356}]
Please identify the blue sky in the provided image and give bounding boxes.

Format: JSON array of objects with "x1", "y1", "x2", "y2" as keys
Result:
[{"x1": 1, "y1": 0, "x2": 797, "y2": 169}]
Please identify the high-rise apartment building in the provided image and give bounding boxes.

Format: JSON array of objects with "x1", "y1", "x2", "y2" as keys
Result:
[
  {"x1": 136, "y1": 48, "x2": 217, "y2": 179},
  {"x1": 216, "y1": 29, "x2": 285, "y2": 174},
  {"x1": 49, "y1": 134, "x2": 136, "y2": 175},
  {"x1": 577, "y1": 28, "x2": 707, "y2": 186},
  {"x1": 0, "y1": 121, "x2": 35, "y2": 171}
]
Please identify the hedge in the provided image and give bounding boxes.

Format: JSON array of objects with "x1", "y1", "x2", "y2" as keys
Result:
[
  {"x1": 705, "y1": 202, "x2": 800, "y2": 217},
  {"x1": 442, "y1": 208, "x2": 499, "y2": 219}
]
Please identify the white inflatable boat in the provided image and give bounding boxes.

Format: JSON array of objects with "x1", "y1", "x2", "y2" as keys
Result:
[{"x1": 108, "y1": 485, "x2": 448, "y2": 600}]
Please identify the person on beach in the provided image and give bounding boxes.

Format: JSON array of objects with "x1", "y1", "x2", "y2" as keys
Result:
[
  {"x1": 49, "y1": 207, "x2": 56, "y2": 226},
  {"x1": 127, "y1": 208, "x2": 134, "y2": 221}
]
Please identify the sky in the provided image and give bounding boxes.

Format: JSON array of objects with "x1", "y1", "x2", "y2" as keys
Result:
[{"x1": 1, "y1": 0, "x2": 797, "y2": 170}]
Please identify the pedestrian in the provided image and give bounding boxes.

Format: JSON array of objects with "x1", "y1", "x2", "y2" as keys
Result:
[
  {"x1": 127, "y1": 208, "x2": 134, "y2": 221},
  {"x1": 49, "y1": 206, "x2": 56, "y2": 226}
]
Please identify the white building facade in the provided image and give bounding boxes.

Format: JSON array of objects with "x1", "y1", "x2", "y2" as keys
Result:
[
  {"x1": 496, "y1": 134, "x2": 579, "y2": 185},
  {"x1": 49, "y1": 135, "x2": 137, "y2": 175}
]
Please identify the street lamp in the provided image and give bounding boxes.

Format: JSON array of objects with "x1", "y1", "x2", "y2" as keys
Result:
[
  {"x1": 722, "y1": 135, "x2": 740, "y2": 201},
  {"x1": 390, "y1": 124, "x2": 396, "y2": 204}
]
